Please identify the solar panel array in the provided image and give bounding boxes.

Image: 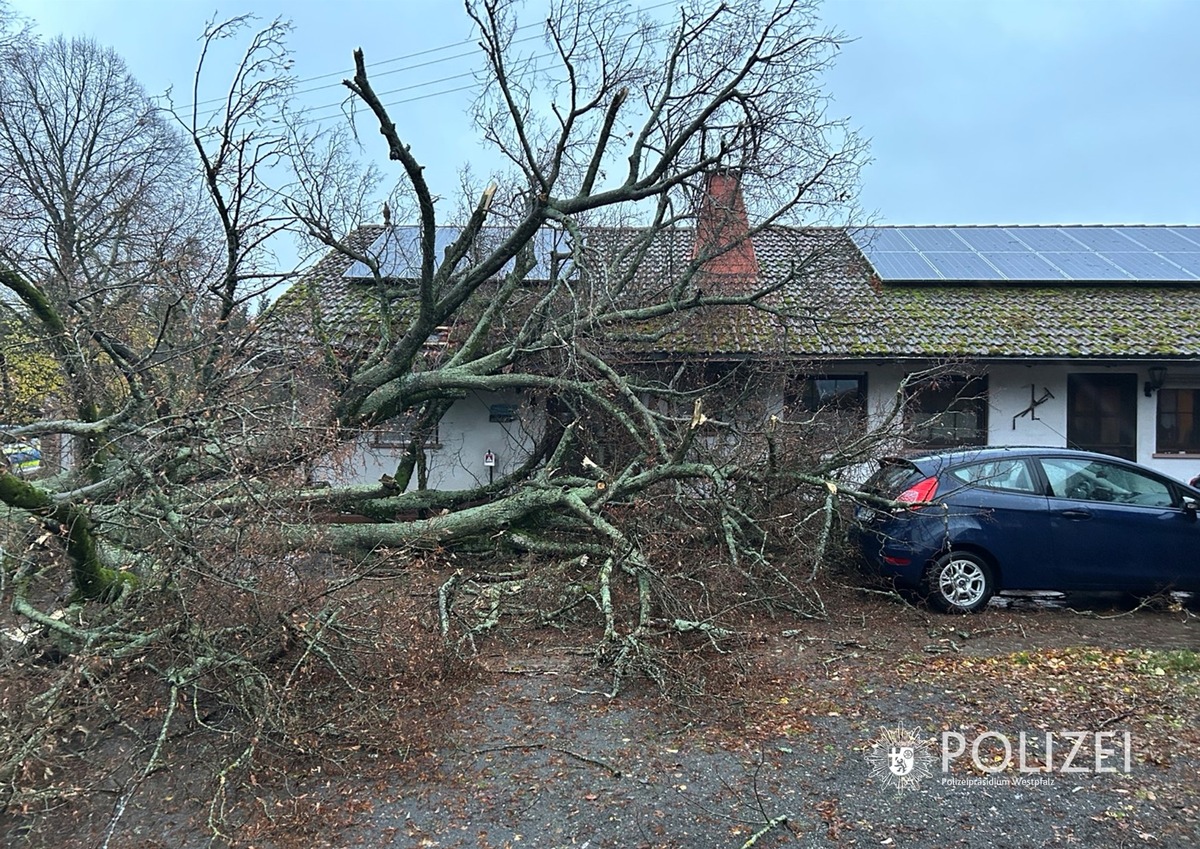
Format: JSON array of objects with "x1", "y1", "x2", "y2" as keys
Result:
[
  {"x1": 343, "y1": 225, "x2": 574, "y2": 280},
  {"x1": 852, "y1": 226, "x2": 1200, "y2": 283}
]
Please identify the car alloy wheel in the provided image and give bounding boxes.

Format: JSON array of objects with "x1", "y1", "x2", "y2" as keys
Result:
[{"x1": 926, "y1": 552, "x2": 995, "y2": 614}]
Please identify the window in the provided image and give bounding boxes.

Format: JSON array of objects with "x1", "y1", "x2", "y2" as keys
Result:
[
  {"x1": 785, "y1": 374, "x2": 867, "y2": 440},
  {"x1": 1040, "y1": 457, "x2": 1175, "y2": 507},
  {"x1": 907, "y1": 374, "x2": 988, "y2": 448},
  {"x1": 864, "y1": 459, "x2": 922, "y2": 498},
  {"x1": 948, "y1": 459, "x2": 1038, "y2": 493},
  {"x1": 372, "y1": 413, "x2": 440, "y2": 449},
  {"x1": 1156, "y1": 388, "x2": 1200, "y2": 454},
  {"x1": 1067, "y1": 373, "x2": 1136, "y2": 461},
  {"x1": 791, "y1": 375, "x2": 867, "y2": 414}
]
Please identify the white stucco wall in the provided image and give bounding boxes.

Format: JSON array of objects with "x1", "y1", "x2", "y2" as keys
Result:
[
  {"x1": 864, "y1": 361, "x2": 1200, "y2": 484},
  {"x1": 317, "y1": 390, "x2": 543, "y2": 490},
  {"x1": 319, "y1": 364, "x2": 1200, "y2": 491}
]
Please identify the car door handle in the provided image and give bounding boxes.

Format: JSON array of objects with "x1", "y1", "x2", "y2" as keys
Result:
[{"x1": 1059, "y1": 509, "x2": 1092, "y2": 520}]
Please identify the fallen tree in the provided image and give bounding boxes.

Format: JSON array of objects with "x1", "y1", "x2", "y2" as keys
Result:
[{"x1": 0, "y1": 2, "x2": 910, "y2": 841}]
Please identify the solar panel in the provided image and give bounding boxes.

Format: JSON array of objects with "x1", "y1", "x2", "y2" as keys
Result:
[
  {"x1": 1158, "y1": 253, "x2": 1200, "y2": 278},
  {"x1": 1167, "y1": 227, "x2": 1200, "y2": 249},
  {"x1": 898, "y1": 228, "x2": 969, "y2": 251},
  {"x1": 857, "y1": 228, "x2": 915, "y2": 251},
  {"x1": 980, "y1": 251, "x2": 1067, "y2": 280},
  {"x1": 345, "y1": 226, "x2": 453, "y2": 278},
  {"x1": 950, "y1": 228, "x2": 1027, "y2": 251},
  {"x1": 1100, "y1": 252, "x2": 1200, "y2": 281},
  {"x1": 922, "y1": 251, "x2": 1003, "y2": 280},
  {"x1": 1057, "y1": 228, "x2": 1141, "y2": 251},
  {"x1": 344, "y1": 226, "x2": 573, "y2": 280},
  {"x1": 1006, "y1": 228, "x2": 1087, "y2": 252},
  {"x1": 1114, "y1": 227, "x2": 1198, "y2": 252},
  {"x1": 852, "y1": 226, "x2": 1200, "y2": 284},
  {"x1": 1039, "y1": 251, "x2": 1132, "y2": 280},
  {"x1": 865, "y1": 251, "x2": 940, "y2": 280}
]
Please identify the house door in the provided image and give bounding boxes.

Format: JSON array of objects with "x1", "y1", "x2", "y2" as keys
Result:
[{"x1": 1066, "y1": 374, "x2": 1137, "y2": 460}]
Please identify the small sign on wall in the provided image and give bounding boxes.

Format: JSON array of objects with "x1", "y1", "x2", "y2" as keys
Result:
[{"x1": 483, "y1": 450, "x2": 496, "y2": 467}]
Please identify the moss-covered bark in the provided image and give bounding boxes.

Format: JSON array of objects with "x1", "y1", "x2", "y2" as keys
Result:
[{"x1": 0, "y1": 469, "x2": 132, "y2": 600}]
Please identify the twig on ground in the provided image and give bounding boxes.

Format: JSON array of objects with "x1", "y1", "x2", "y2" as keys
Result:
[
  {"x1": 850, "y1": 583, "x2": 920, "y2": 608},
  {"x1": 740, "y1": 814, "x2": 790, "y2": 848},
  {"x1": 1098, "y1": 710, "x2": 1136, "y2": 729}
]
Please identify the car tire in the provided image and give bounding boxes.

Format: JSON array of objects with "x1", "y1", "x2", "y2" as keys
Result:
[{"x1": 925, "y1": 552, "x2": 995, "y2": 614}]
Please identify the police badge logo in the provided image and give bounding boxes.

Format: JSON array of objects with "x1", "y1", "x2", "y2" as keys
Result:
[{"x1": 866, "y1": 726, "x2": 934, "y2": 792}]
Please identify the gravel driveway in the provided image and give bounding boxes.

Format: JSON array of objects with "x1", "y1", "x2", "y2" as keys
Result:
[
  {"x1": 7, "y1": 590, "x2": 1196, "y2": 848},
  {"x1": 336, "y1": 592, "x2": 1200, "y2": 849}
]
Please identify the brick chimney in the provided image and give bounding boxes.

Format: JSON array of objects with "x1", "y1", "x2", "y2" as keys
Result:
[{"x1": 692, "y1": 169, "x2": 759, "y2": 289}]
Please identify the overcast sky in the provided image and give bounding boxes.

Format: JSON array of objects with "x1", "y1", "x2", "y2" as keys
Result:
[{"x1": 9, "y1": 0, "x2": 1200, "y2": 226}]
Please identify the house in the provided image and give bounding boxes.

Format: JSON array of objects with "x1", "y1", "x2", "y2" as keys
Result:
[
  {"x1": 260, "y1": 225, "x2": 566, "y2": 490},
  {"x1": 840, "y1": 223, "x2": 1200, "y2": 481},
  {"x1": 267, "y1": 176, "x2": 1200, "y2": 489}
]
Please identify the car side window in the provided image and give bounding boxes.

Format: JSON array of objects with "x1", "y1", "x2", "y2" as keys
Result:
[
  {"x1": 948, "y1": 459, "x2": 1039, "y2": 493},
  {"x1": 1040, "y1": 458, "x2": 1176, "y2": 507}
]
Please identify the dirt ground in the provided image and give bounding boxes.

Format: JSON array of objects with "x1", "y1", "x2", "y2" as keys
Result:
[{"x1": 6, "y1": 585, "x2": 1200, "y2": 849}]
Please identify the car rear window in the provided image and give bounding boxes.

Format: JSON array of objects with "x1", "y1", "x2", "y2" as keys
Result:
[{"x1": 864, "y1": 460, "x2": 922, "y2": 497}]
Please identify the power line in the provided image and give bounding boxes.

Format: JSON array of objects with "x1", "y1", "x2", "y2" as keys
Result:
[
  {"x1": 181, "y1": 23, "x2": 530, "y2": 111},
  {"x1": 180, "y1": 0, "x2": 680, "y2": 113},
  {"x1": 302, "y1": 55, "x2": 563, "y2": 123},
  {"x1": 282, "y1": 9, "x2": 684, "y2": 123},
  {"x1": 188, "y1": 32, "x2": 545, "y2": 113},
  {"x1": 305, "y1": 82, "x2": 478, "y2": 124}
]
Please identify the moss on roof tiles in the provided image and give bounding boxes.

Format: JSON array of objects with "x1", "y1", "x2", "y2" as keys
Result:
[{"x1": 261, "y1": 224, "x2": 1200, "y2": 362}]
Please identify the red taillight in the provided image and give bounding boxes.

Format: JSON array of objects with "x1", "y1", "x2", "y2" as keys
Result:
[{"x1": 896, "y1": 476, "x2": 938, "y2": 506}]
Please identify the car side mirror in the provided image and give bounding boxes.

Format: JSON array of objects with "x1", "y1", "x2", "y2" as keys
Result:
[{"x1": 1184, "y1": 497, "x2": 1199, "y2": 519}]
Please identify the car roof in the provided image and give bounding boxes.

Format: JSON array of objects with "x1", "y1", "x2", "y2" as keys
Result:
[{"x1": 896, "y1": 445, "x2": 1133, "y2": 470}]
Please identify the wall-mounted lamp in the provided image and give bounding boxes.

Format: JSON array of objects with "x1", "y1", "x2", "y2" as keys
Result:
[{"x1": 1144, "y1": 366, "x2": 1167, "y2": 397}]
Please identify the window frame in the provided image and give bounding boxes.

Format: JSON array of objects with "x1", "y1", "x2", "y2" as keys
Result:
[
  {"x1": 783, "y1": 373, "x2": 869, "y2": 442},
  {"x1": 787, "y1": 373, "x2": 868, "y2": 415},
  {"x1": 906, "y1": 373, "x2": 989, "y2": 449},
  {"x1": 1155, "y1": 387, "x2": 1200, "y2": 455},
  {"x1": 1066, "y1": 373, "x2": 1137, "y2": 461}
]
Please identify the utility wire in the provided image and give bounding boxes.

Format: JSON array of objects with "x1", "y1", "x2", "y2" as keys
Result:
[
  {"x1": 182, "y1": 22, "x2": 539, "y2": 111},
  {"x1": 181, "y1": 0, "x2": 681, "y2": 114},
  {"x1": 302, "y1": 56, "x2": 561, "y2": 123},
  {"x1": 276, "y1": 12, "x2": 680, "y2": 123}
]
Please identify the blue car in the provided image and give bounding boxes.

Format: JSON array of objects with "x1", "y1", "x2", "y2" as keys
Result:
[{"x1": 853, "y1": 446, "x2": 1200, "y2": 613}]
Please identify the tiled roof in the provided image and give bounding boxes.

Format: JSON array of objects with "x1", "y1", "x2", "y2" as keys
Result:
[
  {"x1": 261, "y1": 224, "x2": 1200, "y2": 362},
  {"x1": 259, "y1": 226, "x2": 392, "y2": 356},
  {"x1": 762, "y1": 228, "x2": 1200, "y2": 359}
]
